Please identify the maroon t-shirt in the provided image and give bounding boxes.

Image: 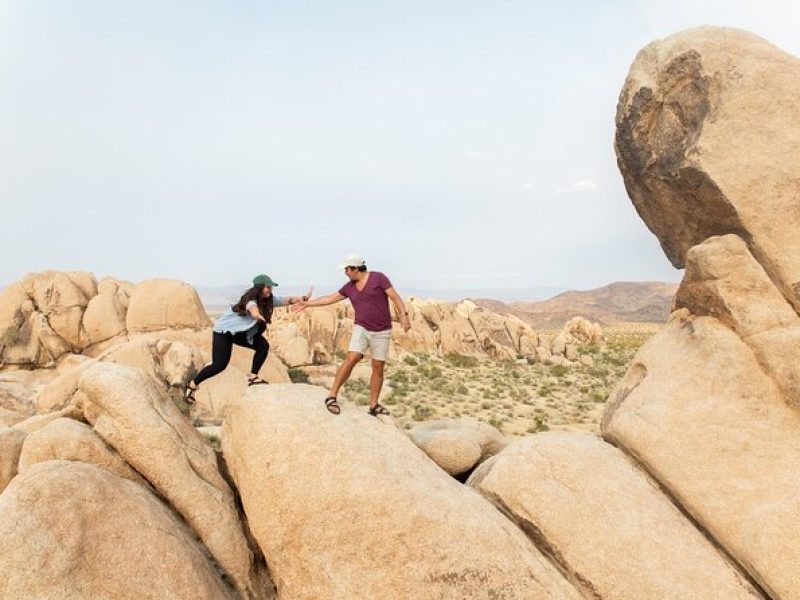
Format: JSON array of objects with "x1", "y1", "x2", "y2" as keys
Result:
[{"x1": 339, "y1": 271, "x2": 393, "y2": 332}]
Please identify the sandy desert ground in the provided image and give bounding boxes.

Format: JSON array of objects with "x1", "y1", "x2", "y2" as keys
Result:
[{"x1": 296, "y1": 322, "x2": 660, "y2": 436}]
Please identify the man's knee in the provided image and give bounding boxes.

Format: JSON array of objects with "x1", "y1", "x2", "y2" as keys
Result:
[
  {"x1": 371, "y1": 359, "x2": 385, "y2": 374},
  {"x1": 346, "y1": 352, "x2": 363, "y2": 365}
]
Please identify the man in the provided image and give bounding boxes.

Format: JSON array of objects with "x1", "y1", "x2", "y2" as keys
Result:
[{"x1": 295, "y1": 254, "x2": 411, "y2": 416}]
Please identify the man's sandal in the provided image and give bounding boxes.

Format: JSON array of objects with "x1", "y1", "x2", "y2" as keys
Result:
[
  {"x1": 324, "y1": 397, "x2": 341, "y2": 415},
  {"x1": 368, "y1": 403, "x2": 390, "y2": 417},
  {"x1": 248, "y1": 377, "x2": 269, "y2": 386},
  {"x1": 184, "y1": 382, "x2": 197, "y2": 405}
]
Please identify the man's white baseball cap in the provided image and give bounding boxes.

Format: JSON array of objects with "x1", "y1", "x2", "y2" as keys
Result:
[{"x1": 339, "y1": 254, "x2": 366, "y2": 268}]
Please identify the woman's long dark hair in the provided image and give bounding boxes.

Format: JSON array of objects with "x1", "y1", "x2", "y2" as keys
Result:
[{"x1": 232, "y1": 284, "x2": 274, "y2": 323}]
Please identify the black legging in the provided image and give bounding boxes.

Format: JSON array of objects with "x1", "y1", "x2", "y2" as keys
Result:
[{"x1": 194, "y1": 328, "x2": 270, "y2": 386}]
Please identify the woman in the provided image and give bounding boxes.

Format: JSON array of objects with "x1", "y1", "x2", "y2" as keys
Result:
[{"x1": 184, "y1": 274, "x2": 310, "y2": 404}]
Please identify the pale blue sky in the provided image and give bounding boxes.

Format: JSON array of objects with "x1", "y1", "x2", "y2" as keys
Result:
[{"x1": 2, "y1": 1, "x2": 798, "y2": 293}]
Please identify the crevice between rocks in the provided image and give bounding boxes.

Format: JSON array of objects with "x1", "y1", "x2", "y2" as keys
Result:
[
  {"x1": 481, "y1": 490, "x2": 601, "y2": 599},
  {"x1": 601, "y1": 436, "x2": 772, "y2": 599}
]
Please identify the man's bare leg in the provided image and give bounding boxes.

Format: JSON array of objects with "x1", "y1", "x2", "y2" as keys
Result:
[
  {"x1": 328, "y1": 351, "x2": 363, "y2": 399},
  {"x1": 369, "y1": 359, "x2": 385, "y2": 409}
]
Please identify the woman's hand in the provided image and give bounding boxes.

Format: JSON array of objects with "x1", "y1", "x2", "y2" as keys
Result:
[{"x1": 255, "y1": 314, "x2": 266, "y2": 323}]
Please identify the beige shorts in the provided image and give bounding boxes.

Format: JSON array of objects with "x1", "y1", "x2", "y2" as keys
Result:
[{"x1": 348, "y1": 325, "x2": 392, "y2": 361}]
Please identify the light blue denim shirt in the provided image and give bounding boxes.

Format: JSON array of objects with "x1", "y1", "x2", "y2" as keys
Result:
[{"x1": 214, "y1": 297, "x2": 285, "y2": 344}]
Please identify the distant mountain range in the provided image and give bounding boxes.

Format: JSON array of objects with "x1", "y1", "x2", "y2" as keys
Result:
[
  {"x1": 472, "y1": 281, "x2": 678, "y2": 328},
  {"x1": 196, "y1": 281, "x2": 677, "y2": 327}
]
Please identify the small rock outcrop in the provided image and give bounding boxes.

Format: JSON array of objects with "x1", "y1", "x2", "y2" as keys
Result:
[{"x1": 408, "y1": 418, "x2": 507, "y2": 476}]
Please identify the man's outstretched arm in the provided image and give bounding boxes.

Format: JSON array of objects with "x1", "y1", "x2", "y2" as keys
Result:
[
  {"x1": 386, "y1": 287, "x2": 411, "y2": 332},
  {"x1": 293, "y1": 292, "x2": 345, "y2": 312}
]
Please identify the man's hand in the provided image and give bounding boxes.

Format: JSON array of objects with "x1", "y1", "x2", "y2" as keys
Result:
[
  {"x1": 400, "y1": 315, "x2": 411, "y2": 332},
  {"x1": 291, "y1": 300, "x2": 307, "y2": 313}
]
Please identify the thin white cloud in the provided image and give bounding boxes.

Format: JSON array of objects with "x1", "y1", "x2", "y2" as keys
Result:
[{"x1": 556, "y1": 179, "x2": 597, "y2": 195}]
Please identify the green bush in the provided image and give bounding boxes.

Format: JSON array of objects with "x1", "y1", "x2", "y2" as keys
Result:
[
  {"x1": 413, "y1": 404, "x2": 435, "y2": 421},
  {"x1": 418, "y1": 364, "x2": 443, "y2": 379},
  {"x1": 456, "y1": 383, "x2": 469, "y2": 395},
  {"x1": 402, "y1": 355, "x2": 419, "y2": 366},
  {"x1": 550, "y1": 364, "x2": 568, "y2": 378},
  {"x1": 206, "y1": 435, "x2": 221, "y2": 452},
  {"x1": 488, "y1": 416, "x2": 504, "y2": 430},
  {"x1": 444, "y1": 352, "x2": 479, "y2": 368},
  {"x1": 526, "y1": 414, "x2": 550, "y2": 433},
  {"x1": 288, "y1": 368, "x2": 310, "y2": 384},
  {"x1": 391, "y1": 370, "x2": 409, "y2": 383}
]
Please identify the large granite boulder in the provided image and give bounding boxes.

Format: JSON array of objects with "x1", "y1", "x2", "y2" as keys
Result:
[
  {"x1": 610, "y1": 27, "x2": 800, "y2": 598},
  {"x1": 17, "y1": 417, "x2": 143, "y2": 484},
  {"x1": 615, "y1": 26, "x2": 800, "y2": 311},
  {"x1": 469, "y1": 432, "x2": 760, "y2": 599},
  {"x1": 223, "y1": 384, "x2": 580, "y2": 600},
  {"x1": 78, "y1": 362, "x2": 266, "y2": 598},
  {"x1": 126, "y1": 278, "x2": 211, "y2": 332},
  {"x1": 0, "y1": 461, "x2": 235, "y2": 599}
]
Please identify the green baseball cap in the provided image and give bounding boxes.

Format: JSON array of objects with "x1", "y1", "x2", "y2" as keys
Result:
[{"x1": 252, "y1": 274, "x2": 278, "y2": 287}]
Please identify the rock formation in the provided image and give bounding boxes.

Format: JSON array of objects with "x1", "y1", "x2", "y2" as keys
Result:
[
  {"x1": 608, "y1": 26, "x2": 800, "y2": 598},
  {"x1": 408, "y1": 417, "x2": 508, "y2": 476},
  {"x1": 222, "y1": 384, "x2": 580, "y2": 599},
  {"x1": 468, "y1": 432, "x2": 760, "y2": 598},
  {"x1": 0, "y1": 461, "x2": 237, "y2": 599}
]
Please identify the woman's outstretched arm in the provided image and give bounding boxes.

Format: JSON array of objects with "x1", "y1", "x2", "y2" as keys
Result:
[{"x1": 293, "y1": 292, "x2": 345, "y2": 312}]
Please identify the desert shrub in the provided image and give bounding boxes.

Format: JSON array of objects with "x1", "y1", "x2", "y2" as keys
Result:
[
  {"x1": 588, "y1": 366, "x2": 609, "y2": 378},
  {"x1": 288, "y1": 368, "x2": 310, "y2": 384},
  {"x1": 550, "y1": 364, "x2": 568, "y2": 378},
  {"x1": 538, "y1": 386, "x2": 552, "y2": 397},
  {"x1": 444, "y1": 352, "x2": 479, "y2": 368},
  {"x1": 345, "y1": 378, "x2": 370, "y2": 404},
  {"x1": 335, "y1": 349, "x2": 347, "y2": 360},
  {"x1": 418, "y1": 364, "x2": 443, "y2": 380},
  {"x1": 604, "y1": 354, "x2": 627, "y2": 367},
  {"x1": 592, "y1": 390, "x2": 608, "y2": 403},
  {"x1": 431, "y1": 378, "x2": 453, "y2": 394},
  {"x1": 391, "y1": 370, "x2": 409, "y2": 383},
  {"x1": 413, "y1": 404, "x2": 435, "y2": 421},
  {"x1": 403, "y1": 355, "x2": 419, "y2": 366},
  {"x1": 456, "y1": 383, "x2": 469, "y2": 395},
  {"x1": 527, "y1": 414, "x2": 550, "y2": 434}
]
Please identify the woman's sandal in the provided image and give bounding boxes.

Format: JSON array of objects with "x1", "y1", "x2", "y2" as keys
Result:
[
  {"x1": 368, "y1": 403, "x2": 390, "y2": 417},
  {"x1": 324, "y1": 397, "x2": 341, "y2": 415},
  {"x1": 248, "y1": 377, "x2": 270, "y2": 386},
  {"x1": 184, "y1": 382, "x2": 198, "y2": 405}
]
